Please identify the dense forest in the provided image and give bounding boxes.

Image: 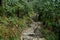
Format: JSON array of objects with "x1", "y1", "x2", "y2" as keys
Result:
[{"x1": 0, "y1": 0, "x2": 59, "y2": 40}]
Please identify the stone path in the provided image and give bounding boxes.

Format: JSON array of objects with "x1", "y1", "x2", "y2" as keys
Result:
[{"x1": 21, "y1": 22, "x2": 46, "y2": 40}]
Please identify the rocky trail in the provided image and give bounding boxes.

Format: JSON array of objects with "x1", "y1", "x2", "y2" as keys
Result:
[{"x1": 21, "y1": 22, "x2": 46, "y2": 40}]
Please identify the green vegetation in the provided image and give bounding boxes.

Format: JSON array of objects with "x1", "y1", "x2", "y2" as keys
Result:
[{"x1": 0, "y1": 0, "x2": 59, "y2": 40}]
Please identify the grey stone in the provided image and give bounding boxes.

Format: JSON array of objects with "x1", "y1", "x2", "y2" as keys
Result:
[{"x1": 21, "y1": 22, "x2": 46, "y2": 40}]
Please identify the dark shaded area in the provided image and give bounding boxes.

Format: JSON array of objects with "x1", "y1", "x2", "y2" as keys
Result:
[
  {"x1": 28, "y1": 34, "x2": 35, "y2": 37},
  {"x1": 0, "y1": 0, "x2": 2, "y2": 6},
  {"x1": 38, "y1": 13, "x2": 42, "y2": 21},
  {"x1": 6, "y1": 12, "x2": 13, "y2": 18},
  {"x1": 27, "y1": 0, "x2": 33, "y2": 2}
]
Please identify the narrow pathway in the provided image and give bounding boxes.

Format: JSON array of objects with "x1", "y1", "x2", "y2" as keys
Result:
[{"x1": 21, "y1": 22, "x2": 46, "y2": 40}]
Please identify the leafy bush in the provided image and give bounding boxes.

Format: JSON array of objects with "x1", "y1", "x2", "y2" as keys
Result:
[
  {"x1": 2, "y1": 0, "x2": 33, "y2": 18},
  {"x1": 32, "y1": 0, "x2": 59, "y2": 40}
]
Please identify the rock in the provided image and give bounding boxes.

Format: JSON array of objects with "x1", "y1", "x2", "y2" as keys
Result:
[
  {"x1": 21, "y1": 22, "x2": 46, "y2": 40},
  {"x1": 34, "y1": 27, "x2": 44, "y2": 38}
]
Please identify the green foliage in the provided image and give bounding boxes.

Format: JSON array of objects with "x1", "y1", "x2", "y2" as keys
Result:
[
  {"x1": 32, "y1": 0, "x2": 59, "y2": 40},
  {"x1": 2, "y1": 0, "x2": 33, "y2": 18},
  {"x1": 0, "y1": 0, "x2": 59, "y2": 40}
]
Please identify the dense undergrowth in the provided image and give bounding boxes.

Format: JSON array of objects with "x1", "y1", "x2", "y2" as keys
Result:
[
  {"x1": 0, "y1": 0, "x2": 59, "y2": 40},
  {"x1": 0, "y1": 15, "x2": 33, "y2": 40}
]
